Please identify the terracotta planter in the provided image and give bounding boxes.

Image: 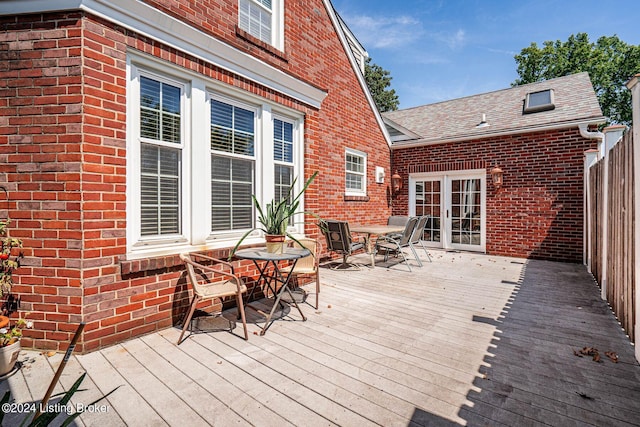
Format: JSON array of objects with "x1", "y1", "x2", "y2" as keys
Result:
[
  {"x1": 0, "y1": 339, "x2": 20, "y2": 376},
  {"x1": 265, "y1": 234, "x2": 285, "y2": 254}
]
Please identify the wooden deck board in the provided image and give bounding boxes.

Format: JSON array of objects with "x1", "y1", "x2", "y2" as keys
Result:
[{"x1": 2, "y1": 250, "x2": 639, "y2": 426}]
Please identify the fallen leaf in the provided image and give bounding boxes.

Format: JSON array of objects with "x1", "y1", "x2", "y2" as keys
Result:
[
  {"x1": 576, "y1": 391, "x2": 594, "y2": 400},
  {"x1": 605, "y1": 351, "x2": 618, "y2": 363},
  {"x1": 576, "y1": 346, "x2": 603, "y2": 362}
]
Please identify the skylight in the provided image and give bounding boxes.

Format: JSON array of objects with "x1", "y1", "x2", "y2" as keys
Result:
[{"x1": 524, "y1": 89, "x2": 555, "y2": 113}]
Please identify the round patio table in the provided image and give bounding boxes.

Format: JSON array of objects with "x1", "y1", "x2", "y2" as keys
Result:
[{"x1": 234, "y1": 246, "x2": 310, "y2": 335}]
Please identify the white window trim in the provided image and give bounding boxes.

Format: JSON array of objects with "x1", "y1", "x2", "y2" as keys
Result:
[
  {"x1": 345, "y1": 148, "x2": 367, "y2": 196},
  {"x1": 206, "y1": 92, "x2": 261, "y2": 241},
  {"x1": 238, "y1": 0, "x2": 284, "y2": 51},
  {"x1": 272, "y1": 112, "x2": 304, "y2": 234},
  {"x1": 126, "y1": 63, "x2": 192, "y2": 254},
  {"x1": 126, "y1": 53, "x2": 305, "y2": 259}
]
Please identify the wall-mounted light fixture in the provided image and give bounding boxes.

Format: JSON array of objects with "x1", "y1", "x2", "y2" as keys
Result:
[
  {"x1": 490, "y1": 165, "x2": 503, "y2": 189},
  {"x1": 391, "y1": 170, "x2": 402, "y2": 194}
]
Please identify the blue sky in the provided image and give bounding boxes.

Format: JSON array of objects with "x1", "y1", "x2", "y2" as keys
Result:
[{"x1": 333, "y1": 0, "x2": 640, "y2": 109}]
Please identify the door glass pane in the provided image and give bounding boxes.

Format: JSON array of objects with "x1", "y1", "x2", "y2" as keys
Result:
[
  {"x1": 415, "y1": 180, "x2": 440, "y2": 243},
  {"x1": 450, "y1": 178, "x2": 481, "y2": 246}
]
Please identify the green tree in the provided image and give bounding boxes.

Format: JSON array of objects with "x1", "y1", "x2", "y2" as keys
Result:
[
  {"x1": 364, "y1": 57, "x2": 399, "y2": 112},
  {"x1": 513, "y1": 33, "x2": 640, "y2": 125}
]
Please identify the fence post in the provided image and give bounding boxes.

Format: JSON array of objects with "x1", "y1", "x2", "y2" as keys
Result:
[
  {"x1": 626, "y1": 74, "x2": 640, "y2": 363},
  {"x1": 583, "y1": 149, "x2": 599, "y2": 270},
  {"x1": 600, "y1": 126, "x2": 626, "y2": 302}
]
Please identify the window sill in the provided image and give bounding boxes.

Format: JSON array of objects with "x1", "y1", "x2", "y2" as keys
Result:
[
  {"x1": 344, "y1": 194, "x2": 370, "y2": 202},
  {"x1": 235, "y1": 26, "x2": 288, "y2": 62},
  {"x1": 121, "y1": 254, "x2": 183, "y2": 275}
]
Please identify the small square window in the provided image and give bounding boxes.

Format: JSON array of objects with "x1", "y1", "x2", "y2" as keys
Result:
[
  {"x1": 345, "y1": 149, "x2": 366, "y2": 195},
  {"x1": 524, "y1": 89, "x2": 554, "y2": 113}
]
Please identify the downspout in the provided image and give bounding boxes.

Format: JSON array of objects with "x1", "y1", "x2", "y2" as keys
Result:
[
  {"x1": 579, "y1": 123, "x2": 605, "y2": 297},
  {"x1": 579, "y1": 123, "x2": 604, "y2": 150}
]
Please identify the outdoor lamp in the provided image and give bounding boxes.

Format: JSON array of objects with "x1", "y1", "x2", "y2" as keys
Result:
[
  {"x1": 391, "y1": 170, "x2": 402, "y2": 194},
  {"x1": 490, "y1": 166, "x2": 503, "y2": 189}
]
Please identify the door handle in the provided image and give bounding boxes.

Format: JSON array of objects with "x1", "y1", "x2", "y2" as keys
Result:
[{"x1": 446, "y1": 209, "x2": 449, "y2": 218}]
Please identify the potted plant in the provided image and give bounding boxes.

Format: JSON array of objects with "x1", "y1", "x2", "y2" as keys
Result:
[
  {"x1": 0, "y1": 314, "x2": 31, "y2": 376},
  {"x1": 231, "y1": 171, "x2": 319, "y2": 256},
  {"x1": 0, "y1": 218, "x2": 26, "y2": 376},
  {"x1": 0, "y1": 219, "x2": 23, "y2": 298}
]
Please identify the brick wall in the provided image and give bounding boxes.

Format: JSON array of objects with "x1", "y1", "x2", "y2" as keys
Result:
[
  {"x1": 392, "y1": 128, "x2": 597, "y2": 262},
  {"x1": 0, "y1": 12, "x2": 85, "y2": 349},
  {"x1": 0, "y1": 1, "x2": 390, "y2": 352}
]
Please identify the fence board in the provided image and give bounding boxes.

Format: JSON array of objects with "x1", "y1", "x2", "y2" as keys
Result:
[
  {"x1": 589, "y1": 159, "x2": 603, "y2": 286},
  {"x1": 602, "y1": 130, "x2": 635, "y2": 343}
]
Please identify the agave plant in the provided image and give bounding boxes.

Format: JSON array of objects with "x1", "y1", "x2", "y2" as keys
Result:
[{"x1": 230, "y1": 171, "x2": 319, "y2": 257}]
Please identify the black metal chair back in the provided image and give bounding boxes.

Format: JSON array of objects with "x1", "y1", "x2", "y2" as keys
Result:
[
  {"x1": 320, "y1": 219, "x2": 363, "y2": 270},
  {"x1": 323, "y1": 220, "x2": 352, "y2": 253}
]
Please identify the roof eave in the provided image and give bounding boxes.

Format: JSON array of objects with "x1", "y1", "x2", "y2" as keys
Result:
[{"x1": 390, "y1": 117, "x2": 607, "y2": 149}]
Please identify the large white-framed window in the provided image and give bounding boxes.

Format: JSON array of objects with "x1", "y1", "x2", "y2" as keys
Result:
[
  {"x1": 210, "y1": 96, "x2": 257, "y2": 233},
  {"x1": 345, "y1": 148, "x2": 367, "y2": 196},
  {"x1": 128, "y1": 67, "x2": 190, "y2": 249},
  {"x1": 126, "y1": 54, "x2": 304, "y2": 259},
  {"x1": 238, "y1": 0, "x2": 284, "y2": 51}
]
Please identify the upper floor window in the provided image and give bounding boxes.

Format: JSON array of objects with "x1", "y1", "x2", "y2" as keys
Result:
[
  {"x1": 238, "y1": 0, "x2": 284, "y2": 50},
  {"x1": 345, "y1": 149, "x2": 367, "y2": 195}
]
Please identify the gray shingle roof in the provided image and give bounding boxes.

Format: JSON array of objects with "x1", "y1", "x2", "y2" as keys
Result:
[{"x1": 383, "y1": 72, "x2": 605, "y2": 146}]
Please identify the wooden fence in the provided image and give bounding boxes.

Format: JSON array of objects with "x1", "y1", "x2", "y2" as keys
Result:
[
  {"x1": 588, "y1": 160, "x2": 603, "y2": 286},
  {"x1": 588, "y1": 129, "x2": 635, "y2": 343}
]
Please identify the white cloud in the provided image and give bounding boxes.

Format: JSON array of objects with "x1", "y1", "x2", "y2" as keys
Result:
[
  {"x1": 345, "y1": 12, "x2": 468, "y2": 53},
  {"x1": 344, "y1": 14, "x2": 423, "y2": 49},
  {"x1": 431, "y1": 29, "x2": 466, "y2": 50}
]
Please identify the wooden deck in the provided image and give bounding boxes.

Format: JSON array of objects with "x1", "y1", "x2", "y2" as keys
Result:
[{"x1": 2, "y1": 250, "x2": 640, "y2": 426}]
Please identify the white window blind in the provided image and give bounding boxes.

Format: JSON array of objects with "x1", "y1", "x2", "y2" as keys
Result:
[
  {"x1": 139, "y1": 76, "x2": 182, "y2": 236},
  {"x1": 210, "y1": 99, "x2": 255, "y2": 232},
  {"x1": 273, "y1": 118, "x2": 294, "y2": 221},
  {"x1": 239, "y1": 0, "x2": 272, "y2": 45}
]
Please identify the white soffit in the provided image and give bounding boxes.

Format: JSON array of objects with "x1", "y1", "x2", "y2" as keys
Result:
[{"x1": 1, "y1": 0, "x2": 328, "y2": 108}]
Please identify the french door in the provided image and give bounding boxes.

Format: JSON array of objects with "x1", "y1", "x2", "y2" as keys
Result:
[{"x1": 409, "y1": 171, "x2": 486, "y2": 252}]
